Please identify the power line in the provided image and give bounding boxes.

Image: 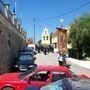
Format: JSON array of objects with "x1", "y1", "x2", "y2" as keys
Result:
[
  {"x1": 37, "y1": 19, "x2": 56, "y2": 29},
  {"x1": 36, "y1": 2, "x2": 90, "y2": 28},
  {"x1": 38, "y1": 2, "x2": 90, "y2": 20}
]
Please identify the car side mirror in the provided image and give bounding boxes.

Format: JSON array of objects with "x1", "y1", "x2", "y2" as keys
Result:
[{"x1": 25, "y1": 77, "x2": 31, "y2": 84}]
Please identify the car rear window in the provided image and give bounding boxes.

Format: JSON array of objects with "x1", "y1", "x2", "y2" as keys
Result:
[{"x1": 19, "y1": 55, "x2": 33, "y2": 60}]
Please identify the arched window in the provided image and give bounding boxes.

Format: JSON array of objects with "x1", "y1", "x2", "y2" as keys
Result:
[
  {"x1": 0, "y1": 30, "x2": 2, "y2": 35},
  {"x1": 43, "y1": 36, "x2": 45, "y2": 40},
  {"x1": 8, "y1": 40, "x2": 11, "y2": 48},
  {"x1": 47, "y1": 36, "x2": 48, "y2": 40}
]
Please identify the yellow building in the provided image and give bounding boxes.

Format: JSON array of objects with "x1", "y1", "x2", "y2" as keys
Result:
[
  {"x1": 52, "y1": 28, "x2": 68, "y2": 52},
  {"x1": 41, "y1": 27, "x2": 50, "y2": 45}
]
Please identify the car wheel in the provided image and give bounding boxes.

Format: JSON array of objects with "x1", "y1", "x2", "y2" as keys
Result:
[{"x1": 2, "y1": 87, "x2": 14, "y2": 90}]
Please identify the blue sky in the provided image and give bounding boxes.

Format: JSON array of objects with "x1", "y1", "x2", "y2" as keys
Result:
[{"x1": 3, "y1": 0, "x2": 90, "y2": 42}]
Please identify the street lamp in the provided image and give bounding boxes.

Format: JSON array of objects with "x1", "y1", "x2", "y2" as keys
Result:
[{"x1": 60, "y1": 18, "x2": 64, "y2": 28}]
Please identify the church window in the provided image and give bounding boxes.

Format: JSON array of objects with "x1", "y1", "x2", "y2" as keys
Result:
[
  {"x1": 47, "y1": 36, "x2": 48, "y2": 40},
  {"x1": 43, "y1": 36, "x2": 45, "y2": 40}
]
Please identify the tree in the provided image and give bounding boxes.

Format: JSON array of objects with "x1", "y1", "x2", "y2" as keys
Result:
[
  {"x1": 38, "y1": 39, "x2": 41, "y2": 45},
  {"x1": 69, "y1": 13, "x2": 90, "y2": 59}
]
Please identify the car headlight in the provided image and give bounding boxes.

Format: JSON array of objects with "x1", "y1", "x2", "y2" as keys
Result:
[{"x1": 14, "y1": 65, "x2": 19, "y2": 67}]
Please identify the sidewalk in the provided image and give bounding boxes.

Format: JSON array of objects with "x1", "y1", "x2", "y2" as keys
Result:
[{"x1": 67, "y1": 58, "x2": 90, "y2": 69}]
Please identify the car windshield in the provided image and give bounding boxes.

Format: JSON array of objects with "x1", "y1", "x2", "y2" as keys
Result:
[
  {"x1": 19, "y1": 55, "x2": 33, "y2": 60},
  {"x1": 19, "y1": 66, "x2": 37, "y2": 80}
]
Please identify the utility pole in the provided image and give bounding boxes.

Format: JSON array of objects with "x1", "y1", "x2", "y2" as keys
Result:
[{"x1": 33, "y1": 18, "x2": 35, "y2": 43}]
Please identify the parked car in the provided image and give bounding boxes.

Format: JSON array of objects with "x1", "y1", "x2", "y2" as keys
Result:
[
  {"x1": 0, "y1": 65, "x2": 89, "y2": 90},
  {"x1": 23, "y1": 47, "x2": 33, "y2": 51},
  {"x1": 20, "y1": 51, "x2": 36, "y2": 56},
  {"x1": 41, "y1": 78, "x2": 90, "y2": 90},
  {"x1": 23, "y1": 47, "x2": 37, "y2": 55},
  {"x1": 15, "y1": 52, "x2": 36, "y2": 71}
]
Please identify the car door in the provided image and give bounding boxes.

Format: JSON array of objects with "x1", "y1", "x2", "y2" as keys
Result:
[{"x1": 28, "y1": 70, "x2": 52, "y2": 87}]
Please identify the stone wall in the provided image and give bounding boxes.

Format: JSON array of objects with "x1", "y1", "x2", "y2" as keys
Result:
[{"x1": 0, "y1": 14, "x2": 26, "y2": 74}]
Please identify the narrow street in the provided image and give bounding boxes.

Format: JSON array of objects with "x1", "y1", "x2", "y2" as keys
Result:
[
  {"x1": 35, "y1": 52, "x2": 90, "y2": 76},
  {"x1": 35, "y1": 52, "x2": 58, "y2": 65}
]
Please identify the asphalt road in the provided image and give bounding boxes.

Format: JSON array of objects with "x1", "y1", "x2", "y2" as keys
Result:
[{"x1": 35, "y1": 52, "x2": 90, "y2": 76}]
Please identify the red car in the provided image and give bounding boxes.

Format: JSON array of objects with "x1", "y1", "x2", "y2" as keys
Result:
[{"x1": 0, "y1": 65, "x2": 89, "y2": 90}]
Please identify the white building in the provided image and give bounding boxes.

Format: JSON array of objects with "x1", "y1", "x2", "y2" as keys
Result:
[
  {"x1": 52, "y1": 32, "x2": 58, "y2": 52},
  {"x1": 41, "y1": 27, "x2": 50, "y2": 45}
]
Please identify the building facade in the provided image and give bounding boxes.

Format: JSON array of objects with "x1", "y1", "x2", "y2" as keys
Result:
[
  {"x1": 27, "y1": 38, "x2": 33, "y2": 44},
  {"x1": 52, "y1": 28, "x2": 68, "y2": 52},
  {"x1": 52, "y1": 32, "x2": 58, "y2": 52},
  {"x1": 0, "y1": 0, "x2": 26, "y2": 74}
]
